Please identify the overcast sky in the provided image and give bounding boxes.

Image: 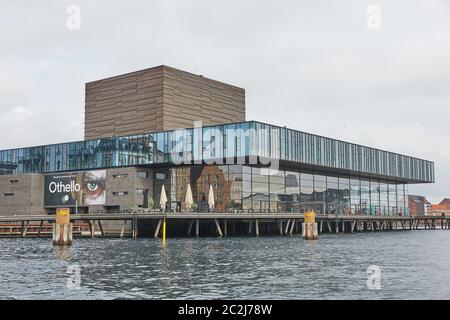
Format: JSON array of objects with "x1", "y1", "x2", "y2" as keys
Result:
[{"x1": 1, "y1": 0, "x2": 449, "y2": 202}]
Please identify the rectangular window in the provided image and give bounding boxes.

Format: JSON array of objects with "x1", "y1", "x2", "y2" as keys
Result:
[
  {"x1": 156, "y1": 173, "x2": 166, "y2": 180},
  {"x1": 112, "y1": 174, "x2": 128, "y2": 179},
  {"x1": 9, "y1": 180, "x2": 19, "y2": 184},
  {"x1": 136, "y1": 188, "x2": 144, "y2": 195},
  {"x1": 113, "y1": 191, "x2": 128, "y2": 196},
  {"x1": 137, "y1": 171, "x2": 148, "y2": 179},
  {"x1": 4, "y1": 193, "x2": 14, "y2": 196}
]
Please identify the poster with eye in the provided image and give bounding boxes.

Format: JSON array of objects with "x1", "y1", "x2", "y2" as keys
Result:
[{"x1": 44, "y1": 170, "x2": 106, "y2": 207}]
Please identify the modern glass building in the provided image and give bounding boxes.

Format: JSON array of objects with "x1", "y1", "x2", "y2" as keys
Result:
[{"x1": 0, "y1": 121, "x2": 434, "y2": 216}]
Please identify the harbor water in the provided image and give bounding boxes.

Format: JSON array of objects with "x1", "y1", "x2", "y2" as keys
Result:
[{"x1": 1, "y1": 231, "x2": 450, "y2": 300}]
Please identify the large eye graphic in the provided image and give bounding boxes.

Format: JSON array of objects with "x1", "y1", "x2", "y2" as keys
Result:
[
  {"x1": 83, "y1": 180, "x2": 105, "y2": 198},
  {"x1": 87, "y1": 182, "x2": 99, "y2": 192},
  {"x1": 82, "y1": 171, "x2": 106, "y2": 204}
]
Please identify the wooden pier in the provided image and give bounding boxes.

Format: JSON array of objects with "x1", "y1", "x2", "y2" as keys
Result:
[{"x1": 0, "y1": 212, "x2": 449, "y2": 238}]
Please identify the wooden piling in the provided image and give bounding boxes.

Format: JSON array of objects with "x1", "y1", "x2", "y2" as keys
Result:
[
  {"x1": 214, "y1": 219, "x2": 223, "y2": 237},
  {"x1": 291, "y1": 219, "x2": 296, "y2": 235},
  {"x1": 97, "y1": 220, "x2": 104, "y2": 236},
  {"x1": 285, "y1": 220, "x2": 291, "y2": 235},
  {"x1": 153, "y1": 219, "x2": 162, "y2": 238},
  {"x1": 120, "y1": 220, "x2": 128, "y2": 238},
  {"x1": 37, "y1": 221, "x2": 44, "y2": 238},
  {"x1": 162, "y1": 218, "x2": 166, "y2": 243},
  {"x1": 21, "y1": 221, "x2": 29, "y2": 237},
  {"x1": 187, "y1": 220, "x2": 194, "y2": 235}
]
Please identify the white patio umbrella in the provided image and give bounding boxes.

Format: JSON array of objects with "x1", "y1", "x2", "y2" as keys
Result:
[
  {"x1": 160, "y1": 185, "x2": 168, "y2": 210},
  {"x1": 185, "y1": 183, "x2": 194, "y2": 210},
  {"x1": 208, "y1": 184, "x2": 215, "y2": 211}
]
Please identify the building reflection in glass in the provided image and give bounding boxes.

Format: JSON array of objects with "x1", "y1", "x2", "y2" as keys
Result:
[{"x1": 152, "y1": 165, "x2": 408, "y2": 216}]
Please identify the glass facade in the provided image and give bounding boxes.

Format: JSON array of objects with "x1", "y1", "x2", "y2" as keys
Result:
[
  {"x1": 0, "y1": 121, "x2": 434, "y2": 184},
  {"x1": 151, "y1": 164, "x2": 409, "y2": 216}
]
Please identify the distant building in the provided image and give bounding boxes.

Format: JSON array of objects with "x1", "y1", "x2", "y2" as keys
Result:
[
  {"x1": 430, "y1": 199, "x2": 450, "y2": 216},
  {"x1": 408, "y1": 195, "x2": 431, "y2": 216}
]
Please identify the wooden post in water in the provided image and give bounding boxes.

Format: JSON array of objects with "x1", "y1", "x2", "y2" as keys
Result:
[
  {"x1": 154, "y1": 219, "x2": 162, "y2": 238},
  {"x1": 302, "y1": 212, "x2": 318, "y2": 240},
  {"x1": 98, "y1": 220, "x2": 104, "y2": 236},
  {"x1": 214, "y1": 219, "x2": 223, "y2": 237},
  {"x1": 22, "y1": 221, "x2": 30, "y2": 237},
  {"x1": 162, "y1": 218, "x2": 167, "y2": 244},
  {"x1": 38, "y1": 221, "x2": 44, "y2": 238},
  {"x1": 289, "y1": 219, "x2": 295, "y2": 235},
  {"x1": 53, "y1": 208, "x2": 72, "y2": 246},
  {"x1": 187, "y1": 220, "x2": 194, "y2": 235},
  {"x1": 285, "y1": 220, "x2": 291, "y2": 235},
  {"x1": 121, "y1": 220, "x2": 128, "y2": 238}
]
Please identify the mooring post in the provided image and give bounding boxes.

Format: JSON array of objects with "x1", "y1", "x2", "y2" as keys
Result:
[
  {"x1": 279, "y1": 221, "x2": 283, "y2": 236},
  {"x1": 53, "y1": 208, "x2": 72, "y2": 246},
  {"x1": 196, "y1": 219, "x2": 200, "y2": 237},
  {"x1": 224, "y1": 219, "x2": 227, "y2": 237},
  {"x1": 255, "y1": 219, "x2": 259, "y2": 237},
  {"x1": 162, "y1": 218, "x2": 167, "y2": 243},
  {"x1": 302, "y1": 212, "x2": 318, "y2": 240}
]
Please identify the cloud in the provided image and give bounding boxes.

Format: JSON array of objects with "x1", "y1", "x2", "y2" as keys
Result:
[{"x1": 12, "y1": 105, "x2": 33, "y2": 116}]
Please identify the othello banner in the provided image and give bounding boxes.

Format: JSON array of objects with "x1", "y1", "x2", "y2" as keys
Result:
[{"x1": 44, "y1": 170, "x2": 106, "y2": 206}]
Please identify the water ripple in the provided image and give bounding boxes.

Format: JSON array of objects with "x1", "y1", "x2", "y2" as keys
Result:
[{"x1": 1, "y1": 231, "x2": 450, "y2": 299}]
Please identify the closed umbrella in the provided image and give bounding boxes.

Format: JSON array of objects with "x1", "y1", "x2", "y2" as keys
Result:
[
  {"x1": 160, "y1": 185, "x2": 167, "y2": 210},
  {"x1": 185, "y1": 183, "x2": 193, "y2": 210},
  {"x1": 208, "y1": 184, "x2": 215, "y2": 211}
]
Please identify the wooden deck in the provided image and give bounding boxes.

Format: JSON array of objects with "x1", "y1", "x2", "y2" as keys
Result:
[{"x1": 0, "y1": 212, "x2": 448, "y2": 238}]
